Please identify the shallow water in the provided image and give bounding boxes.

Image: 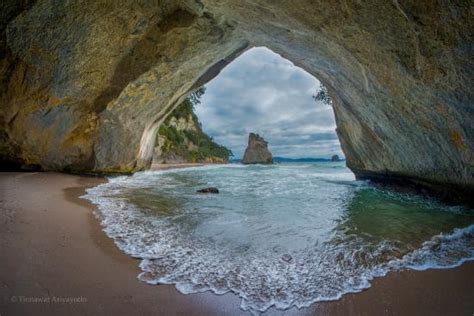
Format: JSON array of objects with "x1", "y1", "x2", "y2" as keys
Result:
[{"x1": 83, "y1": 162, "x2": 474, "y2": 313}]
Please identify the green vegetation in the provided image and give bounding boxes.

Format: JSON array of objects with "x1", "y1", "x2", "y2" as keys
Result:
[
  {"x1": 155, "y1": 88, "x2": 233, "y2": 163},
  {"x1": 313, "y1": 82, "x2": 332, "y2": 106}
]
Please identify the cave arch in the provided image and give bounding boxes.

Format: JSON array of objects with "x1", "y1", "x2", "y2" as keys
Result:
[{"x1": 0, "y1": 1, "x2": 472, "y2": 203}]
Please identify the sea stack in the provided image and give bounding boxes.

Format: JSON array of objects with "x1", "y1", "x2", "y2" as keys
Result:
[
  {"x1": 242, "y1": 133, "x2": 273, "y2": 164},
  {"x1": 331, "y1": 154, "x2": 340, "y2": 162}
]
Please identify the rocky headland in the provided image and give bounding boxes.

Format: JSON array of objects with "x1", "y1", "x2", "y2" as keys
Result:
[{"x1": 153, "y1": 89, "x2": 232, "y2": 164}]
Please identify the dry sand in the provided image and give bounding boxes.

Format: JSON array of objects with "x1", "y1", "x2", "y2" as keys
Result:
[{"x1": 1, "y1": 172, "x2": 473, "y2": 315}]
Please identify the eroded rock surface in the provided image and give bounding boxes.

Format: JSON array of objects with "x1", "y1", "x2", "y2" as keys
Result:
[
  {"x1": 242, "y1": 133, "x2": 273, "y2": 164},
  {"x1": 0, "y1": 0, "x2": 472, "y2": 203}
]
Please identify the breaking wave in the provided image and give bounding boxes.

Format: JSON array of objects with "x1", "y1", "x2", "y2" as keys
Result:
[{"x1": 83, "y1": 163, "x2": 473, "y2": 314}]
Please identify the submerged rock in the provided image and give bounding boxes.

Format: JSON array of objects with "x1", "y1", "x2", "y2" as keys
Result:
[
  {"x1": 242, "y1": 133, "x2": 273, "y2": 164},
  {"x1": 331, "y1": 154, "x2": 340, "y2": 162},
  {"x1": 197, "y1": 187, "x2": 219, "y2": 194}
]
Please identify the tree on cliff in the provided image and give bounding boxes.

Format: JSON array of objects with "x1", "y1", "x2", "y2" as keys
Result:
[
  {"x1": 313, "y1": 82, "x2": 332, "y2": 106},
  {"x1": 189, "y1": 86, "x2": 206, "y2": 106}
]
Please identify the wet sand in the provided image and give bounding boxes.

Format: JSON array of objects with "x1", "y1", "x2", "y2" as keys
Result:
[{"x1": 1, "y1": 172, "x2": 473, "y2": 315}]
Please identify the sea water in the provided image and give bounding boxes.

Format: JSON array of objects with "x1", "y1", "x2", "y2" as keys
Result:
[{"x1": 83, "y1": 162, "x2": 474, "y2": 313}]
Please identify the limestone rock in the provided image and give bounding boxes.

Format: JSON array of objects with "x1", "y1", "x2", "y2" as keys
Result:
[
  {"x1": 0, "y1": 0, "x2": 472, "y2": 204},
  {"x1": 242, "y1": 133, "x2": 273, "y2": 164},
  {"x1": 331, "y1": 155, "x2": 340, "y2": 162}
]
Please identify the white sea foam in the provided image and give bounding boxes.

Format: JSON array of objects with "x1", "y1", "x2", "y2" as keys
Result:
[
  {"x1": 82, "y1": 163, "x2": 474, "y2": 314},
  {"x1": 389, "y1": 224, "x2": 474, "y2": 271}
]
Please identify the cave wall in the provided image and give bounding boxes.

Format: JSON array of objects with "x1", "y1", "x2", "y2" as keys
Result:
[{"x1": 0, "y1": 0, "x2": 472, "y2": 202}]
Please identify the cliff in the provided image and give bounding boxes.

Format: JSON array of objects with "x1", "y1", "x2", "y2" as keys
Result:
[
  {"x1": 242, "y1": 133, "x2": 273, "y2": 164},
  {"x1": 154, "y1": 97, "x2": 232, "y2": 164},
  {"x1": 0, "y1": 1, "x2": 472, "y2": 204}
]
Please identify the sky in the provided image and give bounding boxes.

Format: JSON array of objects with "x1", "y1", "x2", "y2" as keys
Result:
[{"x1": 195, "y1": 47, "x2": 343, "y2": 159}]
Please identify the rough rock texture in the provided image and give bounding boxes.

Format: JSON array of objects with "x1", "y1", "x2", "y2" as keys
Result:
[
  {"x1": 0, "y1": 1, "x2": 473, "y2": 203},
  {"x1": 331, "y1": 154, "x2": 340, "y2": 162},
  {"x1": 242, "y1": 133, "x2": 273, "y2": 164}
]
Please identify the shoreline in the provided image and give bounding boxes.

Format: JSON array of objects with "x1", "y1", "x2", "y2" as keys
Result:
[
  {"x1": 150, "y1": 162, "x2": 230, "y2": 171},
  {"x1": 1, "y1": 172, "x2": 473, "y2": 315},
  {"x1": 150, "y1": 163, "x2": 206, "y2": 171}
]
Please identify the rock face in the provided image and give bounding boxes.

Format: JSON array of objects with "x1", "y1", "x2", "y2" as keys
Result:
[
  {"x1": 242, "y1": 133, "x2": 273, "y2": 164},
  {"x1": 0, "y1": 1, "x2": 472, "y2": 203},
  {"x1": 331, "y1": 155, "x2": 340, "y2": 162}
]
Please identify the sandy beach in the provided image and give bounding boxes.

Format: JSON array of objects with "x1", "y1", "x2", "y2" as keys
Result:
[{"x1": 1, "y1": 172, "x2": 473, "y2": 316}]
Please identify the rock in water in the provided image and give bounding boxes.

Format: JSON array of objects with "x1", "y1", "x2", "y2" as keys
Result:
[
  {"x1": 331, "y1": 154, "x2": 340, "y2": 162},
  {"x1": 197, "y1": 187, "x2": 219, "y2": 194},
  {"x1": 242, "y1": 133, "x2": 273, "y2": 164}
]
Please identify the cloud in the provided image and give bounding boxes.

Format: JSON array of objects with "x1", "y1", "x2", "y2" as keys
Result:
[{"x1": 195, "y1": 47, "x2": 343, "y2": 158}]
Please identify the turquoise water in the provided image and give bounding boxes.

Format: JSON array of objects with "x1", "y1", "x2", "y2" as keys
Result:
[{"x1": 84, "y1": 162, "x2": 474, "y2": 313}]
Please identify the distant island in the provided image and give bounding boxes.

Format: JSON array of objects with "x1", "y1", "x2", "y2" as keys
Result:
[
  {"x1": 273, "y1": 156, "x2": 345, "y2": 163},
  {"x1": 231, "y1": 156, "x2": 345, "y2": 163}
]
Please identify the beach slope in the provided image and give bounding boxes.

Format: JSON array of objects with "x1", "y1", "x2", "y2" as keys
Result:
[{"x1": 0, "y1": 172, "x2": 473, "y2": 315}]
